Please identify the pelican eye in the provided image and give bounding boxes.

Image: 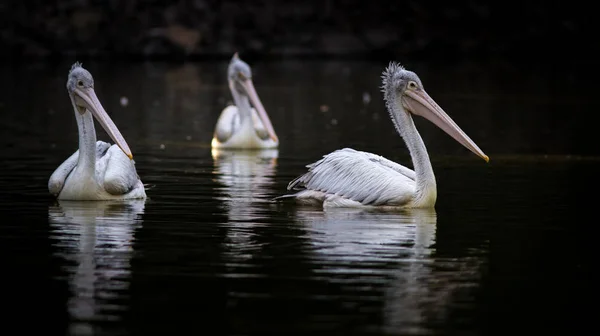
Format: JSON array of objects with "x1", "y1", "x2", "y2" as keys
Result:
[
  {"x1": 238, "y1": 71, "x2": 248, "y2": 80},
  {"x1": 408, "y1": 81, "x2": 418, "y2": 89},
  {"x1": 77, "y1": 80, "x2": 84, "y2": 87}
]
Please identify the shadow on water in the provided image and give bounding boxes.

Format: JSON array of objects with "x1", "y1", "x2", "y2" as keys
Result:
[{"x1": 0, "y1": 59, "x2": 596, "y2": 335}]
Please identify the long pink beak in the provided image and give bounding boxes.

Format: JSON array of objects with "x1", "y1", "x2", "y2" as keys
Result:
[
  {"x1": 403, "y1": 89, "x2": 489, "y2": 162},
  {"x1": 239, "y1": 78, "x2": 278, "y2": 143},
  {"x1": 73, "y1": 87, "x2": 134, "y2": 159}
]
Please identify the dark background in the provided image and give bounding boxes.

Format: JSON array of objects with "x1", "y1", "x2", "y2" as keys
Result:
[
  {"x1": 1, "y1": 2, "x2": 598, "y2": 335},
  {"x1": 1, "y1": 1, "x2": 597, "y2": 63}
]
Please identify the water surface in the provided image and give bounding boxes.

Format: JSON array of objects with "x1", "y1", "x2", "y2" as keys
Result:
[{"x1": 0, "y1": 60, "x2": 595, "y2": 335}]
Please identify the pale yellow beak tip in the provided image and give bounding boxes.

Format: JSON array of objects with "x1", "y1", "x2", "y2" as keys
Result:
[
  {"x1": 127, "y1": 153, "x2": 133, "y2": 160},
  {"x1": 483, "y1": 155, "x2": 490, "y2": 163}
]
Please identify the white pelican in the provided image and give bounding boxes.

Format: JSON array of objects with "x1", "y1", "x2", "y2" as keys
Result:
[
  {"x1": 48, "y1": 62, "x2": 146, "y2": 200},
  {"x1": 211, "y1": 53, "x2": 278, "y2": 149},
  {"x1": 277, "y1": 62, "x2": 488, "y2": 209}
]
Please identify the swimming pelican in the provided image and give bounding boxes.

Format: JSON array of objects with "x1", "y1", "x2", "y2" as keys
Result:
[
  {"x1": 48, "y1": 62, "x2": 146, "y2": 200},
  {"x1": 277, "y1": 62, "x2": 488, "y2": 209},
  {"x1": 211, "y1": 53, "x2": 278, "y2": 149}
]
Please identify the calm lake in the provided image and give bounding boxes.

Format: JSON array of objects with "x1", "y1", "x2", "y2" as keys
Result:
[{"x1": 0, "y1": 59, "x2": 595, "y2": 335}]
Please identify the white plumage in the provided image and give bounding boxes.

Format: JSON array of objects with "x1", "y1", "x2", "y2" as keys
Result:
[
  {"x1": 287, "y1": 148, "x2": 416, "y2": 207},
  {"x1": 212, "y1": 105, "x2": 276, "y2": 149},
  {"x1": 212, "y1": 53, "x2": 279, "y2": 149},
  {"x1": 48, "y1": 62, "x2": 146, "y2": 201},
  {"x1": 49, "y1": 141, "x2": 146, "y2": 200},
  {"x1": 277, "y1": 62, "x2": 489, "y2": 209}
]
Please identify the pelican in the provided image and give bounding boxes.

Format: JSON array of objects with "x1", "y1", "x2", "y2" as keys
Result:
[
  {"x1": 211, "y1": 53, "x2": 278, "y2": 149},
  {"x1": 277, "y1": 62, "x2": 488, "y2": 209},
  {"x1": 48, "y1": 62, "x2": 146, "y2": 200}
]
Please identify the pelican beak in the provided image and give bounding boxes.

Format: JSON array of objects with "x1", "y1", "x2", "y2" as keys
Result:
[
  {"x1": 403, "y1": 89, "x2": 489, "y2": 162},
  {"x1": 73, "y1": 87, "x2": 134, "y2": 160},
  {"x1": 239, "y1": 78, "x2": 279, "y2": 143}
]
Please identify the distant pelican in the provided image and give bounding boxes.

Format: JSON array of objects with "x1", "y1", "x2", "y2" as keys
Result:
[
  {"x1": 48, "y1": 63, "x2": 146, "y2": 200},
  {"x1": 211, "y1": 53, "x2": 278, "y2": 149},
  {"x1": 277, "y1": 62, "x2": 488, "y2": 209}
]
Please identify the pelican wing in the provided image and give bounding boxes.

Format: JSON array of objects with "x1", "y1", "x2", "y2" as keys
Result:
[
  {"x1": 287, "y1": 148, "x2": 416, "y2": 206},
  {"x1": 213, "y1": 105, "x2": 241, "y2": 143},
  {"x1": 48, "y1": 141, "x2": 111, "y2": 196},
  {"x1": 97, "y1": 145, "x2": 141, "y2": 195},
  {"x1": 359, "y1": 151, "x2": 416, "y2": 180},
  {"x1": 214, "y1": 105, "x2": 270, "y2": 143}
]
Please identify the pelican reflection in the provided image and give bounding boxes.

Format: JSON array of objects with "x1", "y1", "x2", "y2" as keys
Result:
[
  {"x1": 212, "y1": 148, "x2": 278, "y2": 254},
  {"x1": 48, "y1": 200, "x2": 144, "y2": 333},
  {"x1": 295, "y1": 208, "x2": 484, "y2": 334},
  {"x1": 295, "y1": 208, "x2": 436, "y2": 264}
]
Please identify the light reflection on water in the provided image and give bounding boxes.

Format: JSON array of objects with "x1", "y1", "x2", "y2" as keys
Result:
[
  {"x1": 48, "y1": 200, "x2": 144, "y2": 335},
  {"x1": 212, "y1": 148, "x2": 279, "y2": 207},
  {"x1": 212, "y1": 148, "x2": 279, "y2": 262},
  {"x1": 294, "y1": 208, "x2": 484, "y2": 334}
]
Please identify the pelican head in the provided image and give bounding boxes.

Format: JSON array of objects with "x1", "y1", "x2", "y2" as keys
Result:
[
  {"x1": 382, "y1": 62, "x2": 489, "y2": 162},
  {"x1": 67, "y1": 62, "x2": 133, "y2": 160},
  {"x1": 227, "y1": 53, "x2": 278, "y2": 142}
]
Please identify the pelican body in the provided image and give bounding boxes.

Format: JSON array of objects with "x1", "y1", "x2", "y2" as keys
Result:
[
  {"x1": 277, "y1": 62, "x2": 488, "y2": 209},
  {"x1": 211, "y1": 53, "x2": 278, "y2": 149},
  {"x1": 48, "y1": 63, "x2": 146, "y2": 201}
]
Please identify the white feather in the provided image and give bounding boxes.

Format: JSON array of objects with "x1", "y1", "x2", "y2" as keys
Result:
[
  {"x1": 212, "y1": 105, "x2": 277, "y2": 149},
  {"x1": 286, "y1": 148, "x2": 416, "y2": 207},
  {"x1": 50, "y1": 141, "x2": 146, "y2": 200}
]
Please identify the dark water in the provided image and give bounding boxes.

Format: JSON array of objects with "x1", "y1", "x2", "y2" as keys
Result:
[{"x1": 0, "y1": 60, "x2": 596, "y2": 335}]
